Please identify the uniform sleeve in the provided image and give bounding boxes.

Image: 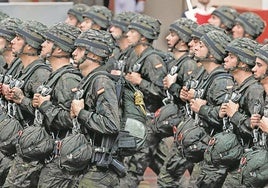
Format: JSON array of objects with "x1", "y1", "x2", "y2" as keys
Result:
[
  {"x1": 77, "y1": 76, "x2": 120, "y2": 135},
  {"x1": 139, "y1": 54, "x2": 167, "y2": 98},
  {"x1": 38, "y1": 73, "x2": 81, "y2": 130},
  {"x1": 20, "y1": 67, "x2": 51, "y2": 116},
  {"x1": 199, "y1": 77, "x2": 234, "y2": 128}
]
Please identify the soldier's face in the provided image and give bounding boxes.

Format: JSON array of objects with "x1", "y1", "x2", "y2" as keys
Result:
[
  {"x1": 0, "y1": 37, "x2": 7, "y2": 51},
  {"x1": 166, "y1": 30, "x2": 180, "y2": 50},
  {"x1": 224, "y1": 52, "x2": 238, "y2": 70},
  {"x1": 252, "y1": 57, "x2": 268, "y2": 80},
  {"x1": 40, "y1": 40, "x2": 53, "y2": 58},
  {"x1": 65, "y1": 14, "x2": 79, "y2": 27},
  {"x1": 208, "y1": 15, "x2": 221, "y2": 27},
  {"x1": 189, "y1": 37, "x2": 200, "y2": 55},
  {"x1": 194, "y1": 40, "x2": 208, "y2": 59},
  {"x1": 126, "y1": 29, "x2": 141, "y2": 46},
  {"x1": 72, "y1": 46, "x2": 86, "y2": 65},
  {"x1": 232, "y1": 23, "x2": 245, "y2": 39},
  {"x1": 109, "y1": 25, "x2": 123, "y2": 40},
  {"x1": 11, "y1": 35, "x2": 25, "y2": 54},
  {"x1": 80, "y1": 18, "x2": 94, "y2": 32}
]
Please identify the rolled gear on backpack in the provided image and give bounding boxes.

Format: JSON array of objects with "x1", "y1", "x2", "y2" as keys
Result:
[
  {"x1": 204, "y1": 131, "x2": 244, "y2": 168},
  {"x1": 238, "y1": 148, "x2": 268, "y2": 187}
]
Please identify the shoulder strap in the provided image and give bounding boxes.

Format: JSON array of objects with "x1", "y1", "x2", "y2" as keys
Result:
[
  {"x1": 201, "y1": 72, "x2": 232, "y2": 98},
  {"x1": 19, "y1": 61, "x2": 50, "y2": 86},
  {"x1": 45, "y1": 66, "x2": 79, "y2": 89},
  {"x1": 132, "y1": 49, "x2": 162, "y2": 72},
  {"x1": 78, "y1": 71, "x2": 107, "y2": 91},
  {"x1": 5, "y1": 58, "x2": 21, "y2": 76},
  {"x1": 237, "y1": 78, "x2": 257, "y2": 94}
]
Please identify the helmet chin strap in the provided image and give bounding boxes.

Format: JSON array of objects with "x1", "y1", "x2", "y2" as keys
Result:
[
  {"x1": 194, "y1": 51, "x2": 214, "y2": 63},
  {"x1": 49, "y1": 44, "x2": 70, "y2": 59},
  {"x1": 75, "y1": 49, "x2": 102, "y2": 68},
  {"x1": 15, "y1": 43, "x2": 38, "y2": 57}
]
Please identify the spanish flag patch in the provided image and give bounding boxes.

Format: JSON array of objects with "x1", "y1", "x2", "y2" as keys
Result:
[
  {"x1": 97, "y1": 88, "x2": 105, "y2": 95},
  {"x1": 155, "y1": 63, "x2": 163, "y2": 69}
]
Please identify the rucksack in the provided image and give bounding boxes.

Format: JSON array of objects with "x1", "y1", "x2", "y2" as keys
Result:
[
  {"x1": 175, "y1": 117, "x2": 210, "y2": 163},
  {"x1": 204, "y1": 131, "x2": 244, "y2": 168},
  {"x1": 151, "y1": 103, "x2": 183, "y2": 139},
  {"x1": 59, "y1": 132, "x2": 92, "y2": 172},
  {"x1": 238, "y1": 148, "x2": 268, "y2": 187}
]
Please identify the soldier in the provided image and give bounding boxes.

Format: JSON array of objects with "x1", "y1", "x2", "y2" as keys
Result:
[
  {"x1": 232, "y1": 12, "x2": 265, "y2": 40},
  {"x1": 119, "y1": 14, "x2": 167, "y2": 187},
  {"x1": 80, "y1": 5, "x2": 112, "y2": 31},
  {"x1": 197, "y1": 38, "x2": 264, "y2": 187},
  {"x1": 0, "y1": 18, "x2": 23, "y2": 186},
  {"x1": 208, "y1": 6, "x2": 238, "y2": 37},
  {"x1": 163, "y1": 18, "x2": 198, "y2": 105},
  {"x1": 34, "y1": 22, "x2": 82, "y2": 187},
  {"x1": 70, "y1": 29, "x2": 121, "y2": 187},
  {"x1": 65, "y1": 3, "x2": 90, "y2": 28},
  {"x1": 107, "y1": 11, "x2": 138, "y2": 74},
  {"x1": 3, "y1": 20, "x2": 51, "y2": 187}
]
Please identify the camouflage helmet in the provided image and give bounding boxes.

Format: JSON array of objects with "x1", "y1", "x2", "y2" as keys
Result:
[
  {"x1": 75, "y1": 29, "x2": 114, "y2": 60},
  {"x1": 67, "y1": 3, "x2": 90, "y2": 23},
  {"x1": 200, "y1": 30, "x2": 231, "y2": 62},
  {"x1": 192, "y1": 23, "x2": 225, "y2": 39},
  {"x1": 16, "y1": 20, "x2": 47, "y2": 50},
  {"x1": 212, "y1": 6, "x2": 238, "y2": 29},
  {"x1": 0, "y1": 17, "x2": 23, "y2": 42},
  {"x1": 226, "y1": 38, "x2": 258, "y2": 66},
  {"x1": 255, "y1": 44, "x2": 268, "y2": 65},
  {"x1": 169, "y1": 18, "x2": 198, "y2": 43},
  {"x1": 45, "y1": 22, "x2": 81, "y2": 53},
  {"x1": 128, "y1": 14, "x2": 161, "y2": 40},
  {"x1": 235, "y1": 12, "x2": 265, "y2": 39},
  {"x1": 82, "y1": 5, "x2": 112, "y2": 29},
  {"x1": 0, "y1": 11, "x2": 9, "y2": 21},
  {"x1": 110, "y1": 11, "x2": 138, "y2": 33}
]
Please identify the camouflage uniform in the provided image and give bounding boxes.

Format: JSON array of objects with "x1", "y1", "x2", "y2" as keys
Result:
[
  {"x1": 36, "y1": 23, "x2": 83, "y2": 188},
  {"x1": 220, "y1": 39, "x2": 266, "y2": 188},
  {"x1": 158, "y1": 24, "x2": 224, "y2": 187},
  {"x1": 119, "y1": 14, "x2": 167, "y2": 187},
  {"x1": 3, "y1": 20, "x2": 51, "y2": 188},
  {"x1": 198, "y1": 38, "x2": 264, "y2": 188},
  {"x1": 70, "y1": 30, "x2": 121, "y2": 187}
]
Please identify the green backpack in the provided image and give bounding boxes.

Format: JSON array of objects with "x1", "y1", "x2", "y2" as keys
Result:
[
  {"x1": 59, "y1": 132, "x2": 92, "y2": 172},
  {"x1": 204, "y1": 131, "x2": 244, "y2": 168},
  {"x1": 175, "y1": 117, "x2": 211, "y2": 163},
  {"x1": 16, "y1": 126, "x2": 54, "y2": 161},
  {"x1": 151, "y1": 103, "x2": 183, "y2": 139},
  {"x1": 238, "y1": 148, "x2": 268, "y2": 187}
]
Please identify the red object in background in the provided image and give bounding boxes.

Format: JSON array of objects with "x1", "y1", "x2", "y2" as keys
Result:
[
  {"x1": 195, "y1": 13, "x2": 212, "y2": 25},
  {"x1": 234, "y1": 6, "x2": 268, "y2": 43}
]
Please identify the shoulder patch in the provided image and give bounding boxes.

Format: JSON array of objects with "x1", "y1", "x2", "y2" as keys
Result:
[{"x1": 155, "y1": 63, "x2": 163, "y2": 69}]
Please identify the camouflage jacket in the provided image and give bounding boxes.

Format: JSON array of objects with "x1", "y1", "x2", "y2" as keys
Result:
[
  {"x1": 127, "y1": 46, "x2": 167, "y2": 112},
  {"x1": 77, "y1": 66, "x2": 120, "y2": 146},
  {"x1": 38, "y1": 65, "x2": 81, "y2": 137},
  {"x1": 198, "y1": 66, "x2": 234, "y2": 133},
  {"x1": 18, "y1": 59, "x2": 51, "y2": 124},
  {"x1": 168, "y1": 53, "x2": 198, "y2": 103}
]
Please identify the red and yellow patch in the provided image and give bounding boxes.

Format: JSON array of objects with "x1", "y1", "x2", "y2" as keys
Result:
[{"x1": 97, "y1": 88, "x2": 105, "y2": 95}]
